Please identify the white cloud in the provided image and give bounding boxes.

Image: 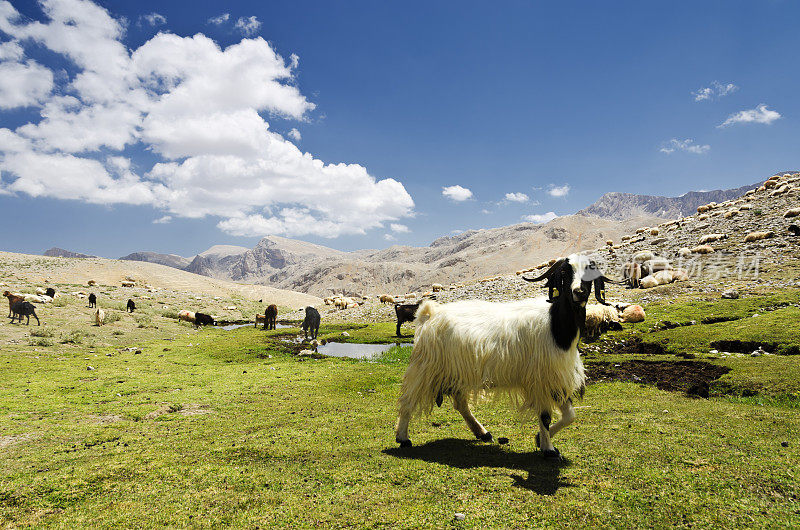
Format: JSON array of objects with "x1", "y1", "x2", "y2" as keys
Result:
[
  {"x1": 207, "y1": 13, "x2": 230, "y2": 25},
  {"x1": 523, "y1": 211, "x2": 558, "y2": 224},
  {"x1": 659, "y1": 138, "x2": 710, "y2": 154},
  {"x1": 0, "y1": 60, "x2": 54, "y2": 108},
  {"x1": 442, "y1": 185, "x2": 473, "y2": 202},
  {"x1": 153, "y1": 215, "x2": 172, "y2": 224},
  {"x1": 140, "y1": 13, "x2": 166, "y2": 27},
  {"x1": 547, "y1": 184, "x2": 570, "y2": 198},
  {"x1": 504, "y1": 192, "x2": 528, "y2": 203},
  {"x1": 287, "y1": 128, "x2": 301, "y2": 141},
  {"x1": 693, "y1": 81, "x2": 738, "y2": 102},
  {"x1": 0, "y1": 0, "x2": 415, "y2": 239},
  {"x1": 383, "y1": 233, "x2": 396, "y2": 241},
  {"x1": 718, "y1": 104, "x2": 781, "y2": 127},
  {"x1": 235, "y1": 16, "x2": 261, "y2": 36},
  {"x1": 390, "y1": 223, "x2": 409, "y2": 233}
]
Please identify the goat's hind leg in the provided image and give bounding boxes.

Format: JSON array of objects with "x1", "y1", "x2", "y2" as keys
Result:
[
  {"x1": 548, "y1": 399, "x2": 576, "y2": 439},
  {"x1": 453, "y1": 393, "x2": 492, "y2": 442}
]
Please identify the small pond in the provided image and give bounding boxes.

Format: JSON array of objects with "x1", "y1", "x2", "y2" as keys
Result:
[{"x1": 315, "y1": 342, "x2": 403, "y2": 360}]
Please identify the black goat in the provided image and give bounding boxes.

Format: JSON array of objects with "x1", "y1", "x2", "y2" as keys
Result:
[
  {"x1": 45, "y1": 287, "x2": 55, "y2": 298},
  {"x1": 301, "y1": 306, "x2": 320, "y2": 340},
  {"x1": 10, "y1": 301, "x2": 39, "y2": 325},
  {"x1": 126, "y1": 299, "x2": 136, "y2": 313},
  {"x1": 88, "y1": 293, "x2": 97, "y2": 308},
  {"x1": 395, "y1": 302, "x2": 421, "y2": 337},
  {"x1": 194, "y1": 312, "x2": 215, "y2": 327},
  {"x1": 264, "y1": 304, "x2": 278, "y2": 330}
]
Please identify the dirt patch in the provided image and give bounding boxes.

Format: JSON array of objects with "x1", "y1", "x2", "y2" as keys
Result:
[
  {"x1": 0, "y1": 433, "x2": 34, "y2": 448},
  {"x1": 710, "y1": 340, "x2": 778, "y2": 353},
  {"x1": 85, "y1": 414, "x2": 123, "y2": 424},
  {"x1": 612, "y1": 338, "x2": 668, "y2": 356},
  {"x1": 178, "y1": 403, "x2": 214, "y2": 416},
  {"x1": 586, "y1": 360, "x2": 731, "y2": 398},
  {"x1": 701, "y1": 316, "x2": 740, "y2": 324}
]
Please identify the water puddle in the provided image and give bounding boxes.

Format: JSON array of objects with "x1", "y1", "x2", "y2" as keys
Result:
[{"x1": 315, "y1": 342, "x2": 401, "y2": 359}]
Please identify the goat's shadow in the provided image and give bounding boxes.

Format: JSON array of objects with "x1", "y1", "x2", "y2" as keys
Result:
[{"x1": 382, "y1": 438, "x2": 573, "y2": 495}]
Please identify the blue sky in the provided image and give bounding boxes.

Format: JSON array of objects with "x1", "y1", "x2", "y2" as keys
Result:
[{"x1": 0, "y1": 0, "x2": 797, "y2": 258}]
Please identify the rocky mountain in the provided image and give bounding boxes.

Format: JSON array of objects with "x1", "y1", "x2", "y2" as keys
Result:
[
  {"x1": 119, "y1": 251, "x2": 191, "y2": 269},
  {"x1": 43, "y1": 247, "x2": 96, "y2": 259},
  {"x1": 578, "y1": 182, "x2": 761, "y2": 220}
]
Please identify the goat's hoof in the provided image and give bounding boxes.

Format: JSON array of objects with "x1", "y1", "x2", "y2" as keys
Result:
[
  {"x1": 542, "y1": 447, "x2": 561, "y2": 460},
  {"x1": 398, "y1": 439, "x2": 412, "y2": 448},
  {"x1": 479, "y1": 432, "x2": 493, "y2": 442}
]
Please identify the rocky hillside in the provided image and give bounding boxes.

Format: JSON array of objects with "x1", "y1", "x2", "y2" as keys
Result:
[
  {"x1": 578, "y1": 181, "x2": 760, "y2": 220},
  {"x1": 43, "y1": 247, "x2": 96, "y2": 259}
]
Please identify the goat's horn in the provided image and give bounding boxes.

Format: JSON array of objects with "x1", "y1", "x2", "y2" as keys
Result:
[
  {"x1": 522, "y1": 258, "x2": 565, "y2": 282},
  {"x1": 599, "y1": 275, "x2": 625, "y2": 285}
]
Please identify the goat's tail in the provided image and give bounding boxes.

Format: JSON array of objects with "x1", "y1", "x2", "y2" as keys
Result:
[{"x1": 414, "y1": 300, "x2": 439, "y2": 326}]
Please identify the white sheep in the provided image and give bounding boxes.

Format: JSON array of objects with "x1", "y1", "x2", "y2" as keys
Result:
[
  {"x1": 395, "y1": 254, "x2": 618, "y2": 459},
  {"x1": 585, "y1": 304, "x2": 622, "y2": 339},
  {"x1": 95, "y1": 308, "x2": 105, "y2": 326}
]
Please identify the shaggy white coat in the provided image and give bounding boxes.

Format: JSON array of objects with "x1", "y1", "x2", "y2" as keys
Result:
[{"x1": 398, "y1": 297, "x2": 585, "y2": 419}]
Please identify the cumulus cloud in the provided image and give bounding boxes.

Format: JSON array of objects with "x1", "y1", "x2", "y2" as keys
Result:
[
  {"x1": 522, "y1": 212, "x2": 558, "y2": 224},
  {"x1": 693, "y1": 81, "x2": 738, "y2": 102},
  {"x1": 153, "y1": 215, "x2": 172, "y2": 224},
  {"x1": 442, "y1": 185, "x2": 473, "y2": 202},
  {"x1": 718, "y1": 104, "x2": 781, "y2": 127},
  {"x1": 139, "y1": 12, "x2": 166, "y2": 27},
  {"x1": 287, "y1": 128, "x2": 301, "y2": 141},
  {"x1": 207, "y1": 13, "x2": 230, "y2": 25},
  {"x1": 659, "y1": 138, "x2": 710, "y2": 154},
  {"x1": 383, "y1": 233, "x2": 396, "y2": 241},
  {"x1": 235, "y1": 16, "x2": 261, "y2": 36},
  {"x1": 547, "y1": 184, "x2": 570, "y2": 198},
  {"x1": 504, "y1": 192, "x2": 528, "y2": 203},
  {"x1": 0, "y1": 0, "x2": 415, "y2": 239},
  {"x1": 0, "y1": 60, "x2": 54, "y2": 108},
  {"x1": 390, "y1": 223, "x2": 409, "y2": 233}
]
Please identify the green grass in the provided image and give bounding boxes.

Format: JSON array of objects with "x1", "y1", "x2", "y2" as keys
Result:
[{"x1": 0, "y1": 325, "x2": 798, "y2": 527}]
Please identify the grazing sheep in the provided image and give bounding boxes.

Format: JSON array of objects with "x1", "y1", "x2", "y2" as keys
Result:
[
  {"x1": 126, "y1": 299, "x2": 136, "y2": 313},
  {"x1": 194, "y1": 313, "x2": 215, "y2": 327},
  {"x1": 36, "y1": 287, "x2": 46, "y2": 295},
  {"x1": 3, "y1": 291, "x2": 24, "y2": 317},
  {"x1": 87, "y1": 280, "x2": 96, "y2": 286},
  {"x1": 632, "y1": 251, "x2": 655, "y2": 264},
  {"x1": 640, "y1": 259, "x2": 672, "y2": 277},
  {"x1": 605, "y1": 239, "x2": 614, "y2": 246},
  {"x1": 301, "y1": 306, "x2": 321, "y2": 340},
  {"x1": 323, "y1": 297, "x2": 334, "y2": 305},
  {"x1": 121, "y1": 280, "x2": 135, "y2": 287},
  {"x1": 639, "y1": 275, "x2": 659, "y2": 289},
  {"x1": 621, "y1": 305, "x2": 646, "y2": 323},
  {"x1": 10, "y1": 301, "x2": 39, "y2": 325},
  {"x1": 653, "y1": 270, "x2": 674, "y2": 285},
  {"x1": 585, "y1": 304, "x2": 622, "y2": 339},
  {"x1": 395, "y1": 254, "x2": 618, "y2": 457},
  {"x1": 650, "y1": 228, "x2": 659, "y2": 236},
  {"x1": 264, "y1": 304, "x2": 278, "y2": 330},
  {"x1": 691, "y1": 245, "x2": 715, "y2": 254},
  {"x1": 395, "y1": 302, "x2": 421, "y2": 337},
  {"x1": 784, "y1": 208, "x2": 800, "y2": 218},
  {"x1": 178, "y1": 310, "x2": 196, "y2": 324},
  {"x1": 95, "y1": 308, "x2": 105, "y2": 326},
  {"x1": 677, "y1": 247, "x2": 692, "y2": 258},
  {"x1": 764, "y1": 180, "x2": 778, "y2": 189},
  {"x1": 744, "y1": 231, "x2": 774, "y2": 242},
  {"x1": 379, "y1": 294, "x2": 395, "y2": 305},
  {"x1": 699, "y1": 233, "x2": 727, "y2": 244},
  {"x1": 88, "y1": 293, "x2": 97, "y2": 308},
  {"x1": 431, "y1": 283, "x2": 445, "y2": 292},
  {"x1": 622, "y1": 262, "x2": 642, "y2": 289}
]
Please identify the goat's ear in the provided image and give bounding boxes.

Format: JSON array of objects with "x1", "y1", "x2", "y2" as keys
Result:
[{"x1": 594, "y1": 278, "x2": 609, "y2": 305}]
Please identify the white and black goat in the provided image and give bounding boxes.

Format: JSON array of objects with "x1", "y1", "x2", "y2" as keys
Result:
[{"x1": 395, "y1": 254, "x2": 618, "y2": 459}]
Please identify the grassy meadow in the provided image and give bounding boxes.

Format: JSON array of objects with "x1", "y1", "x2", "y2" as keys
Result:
[{"x1": 1, "y1": 288, "x2": 799, "y2": 527}]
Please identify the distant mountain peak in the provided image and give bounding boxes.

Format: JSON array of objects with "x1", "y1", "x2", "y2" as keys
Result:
[
  {"x1": 578, "y1": 182, "x2": 760, "y2": 220},
  {"x1": 43, "y1": 247, "x2": 96, "y2": 259}
]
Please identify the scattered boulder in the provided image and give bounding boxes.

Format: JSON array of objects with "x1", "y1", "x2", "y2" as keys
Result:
[
  {"x1": 721, "y1": 289, "x2": 740, "y2": 300},
  {"x1": 784, "y1": 207, "x2": 800, "y2": 218}
]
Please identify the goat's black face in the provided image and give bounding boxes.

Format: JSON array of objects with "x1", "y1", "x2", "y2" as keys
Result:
[{"x1": 522, "y1": 253, "x2": 618, "y2": 306}]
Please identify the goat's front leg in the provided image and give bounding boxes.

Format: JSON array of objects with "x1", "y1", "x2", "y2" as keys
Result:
[
  {"x1": 536, "y1": 411, "x2": 561, "y2": 459},
  {"x1": 548, "y1": 399, "x2": 576, "y2": 439},
  {"x1": 453, "y1": 393, "x2": 492, "y2": 442}
]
